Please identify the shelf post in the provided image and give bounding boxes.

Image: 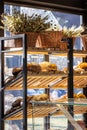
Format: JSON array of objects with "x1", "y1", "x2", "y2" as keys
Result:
[
  {"x1": 67, "y1": 38, "x2": 74, "y2": 130},
  {"x1": 0, "y1": 1, "x2": 4, "y2": 37},
  {"x1": 0, "y1": 40, "x2": 4, "y2": 130},
  {"x1": 44, "y1": 54, "x2": 50, "y2": 130},
  {"x1": 83, "y1": 56, "x2": 87, "y2": 128},
  {"x1": 22, "y1": 34, "x2": 28, "y2": 130},
  {"x1": 82, "y1": 6, "x2": 87, "y2": 128}
]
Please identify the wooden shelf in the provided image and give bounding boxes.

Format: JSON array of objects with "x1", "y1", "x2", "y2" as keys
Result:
[
  {"x1": 5, "y1": 74, "x2": 87, "y2": 90},
  {"x1": 5, "y1": 48, "x2": 87, "y2": 57},
  {"x1": 4, "y1": 103, "x2": 58, "y2": 120},
  {"x1": 4, "y1": 99, "x2": 87, "y2": 120}
]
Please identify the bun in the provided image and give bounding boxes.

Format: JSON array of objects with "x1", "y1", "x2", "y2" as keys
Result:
[
  {"x1": 61, "y1": 93, "x2": 86, "y2": 99},
  {"x1": 40, "y1": 61, "x2": 57, "y2": 72},
  {"x1": 12, "y1": 98, "x2": 22, "y2": 107},
  {"x1": 32, "y1": 94, "x2": 48, "y2": 101},
  {"x1": 77, "y1": 93, "x2": 86, "y2": 98},
  {"x1": 12, "y1": 67, "x2": 22, "y2": 76},
  {"x1": 27, "y1": 63, "x2": 41, "y2": 73},
  {"x1": 62, "y1": 67, "x2": 68, "y2": 74},
  {"x1": 77, "y1": 62, "x2": 87, "y2": 70},
  {"x1": 74, "y1": 68, "x2": 85, "y2": 74}
]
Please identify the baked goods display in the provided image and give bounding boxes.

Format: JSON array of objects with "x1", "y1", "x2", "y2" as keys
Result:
[
  {"x1": 13, "y1": 61, "x2": 58, "y2": 75},
  {"x1": 5, "y1": 94, "x2": 49, "y2": 115},
  {"x1": 5, "y1": 62, "x2": 87, "y2": 85},
  {"x1": 60, "y1": 93, "x2": 86, "y2": 99},
  {"x1": 76, "y1": 62, "x2": 87, "y2": 70},
  {"x1": 4, "y1": 61, "x2": 59, "y2": 84},
  {"x1": 1, "y1": 29, "x2": 87, "y2": 130},
  {"x1": 26, "y1": 61, "x2": 58, "y2": 73},
  {"x1": 62, "y1": 62, "x2": 87, "y2": 74}
]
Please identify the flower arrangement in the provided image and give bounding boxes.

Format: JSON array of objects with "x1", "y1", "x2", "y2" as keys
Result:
[{"x1": 0, "y1": 11, "x2": 51, "y2": 33}]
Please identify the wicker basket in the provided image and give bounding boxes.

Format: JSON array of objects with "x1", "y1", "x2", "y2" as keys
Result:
[
  {"x1": 4, "y1": 31, "x2": 75, "y2": 50},
  {"x1": 37, "y1": 31, "x2": 75, "y2": 50},
  {"x1": 4, "y1": 32, "x2": 39, "y2": 48},
  {"x1": 39, "y1": 31, "x2": 63, "y2": 48},
  {"x1": 14, "y1": 32, "x2": 39, "y2": 48},
  {"x1": 81, "y1": 35, "x2": 87, "y2": 50}
]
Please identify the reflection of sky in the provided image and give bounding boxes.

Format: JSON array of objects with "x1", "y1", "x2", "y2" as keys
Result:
[
  {"x1": 52, "y1": 11, "x2": 82, "y2": 49},
  {"x1": 52, "y1": 12, "x2": 81, "y2": 27}
]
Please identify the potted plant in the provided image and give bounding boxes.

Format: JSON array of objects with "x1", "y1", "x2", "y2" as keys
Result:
[
  {"x1": 0, "y1": 11, "x2": 53, "y2": 47},
  {"x1": 0, "y1": 11, "x2": 65, "y2": 49},
  {"x1": 0, "y1": 11, "x2": 84, "y2": 49}
]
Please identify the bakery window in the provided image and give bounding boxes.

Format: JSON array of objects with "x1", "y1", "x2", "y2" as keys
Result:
[{"x1": 3, "y1": 4, "x2": 84, "y2": 130}]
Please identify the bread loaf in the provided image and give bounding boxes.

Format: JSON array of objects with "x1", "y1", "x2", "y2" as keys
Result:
[
  {"x1": 32, "y1": 94, "x2": 48, "y2": 101},
  {"x1": 12, "y1": 98, "x2": 22, "y2": 107},
  {"x1": 77, "y1": 62, "x2": 87, "y2": 70},
  {"x1": 12, "y1": 67, "x2": 22, "y2": 76},
  {"x1": 40, "y1": 61, "x2": 57, "y2": 73},
  {"x1": 27, "y1": 63, "x2": 41, "y2": 73}
]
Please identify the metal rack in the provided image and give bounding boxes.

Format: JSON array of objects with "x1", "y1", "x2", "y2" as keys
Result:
[
  {"x1": 0, "y1": 34, "x2": 27, "y2": 130},
  {"x1": 0, "y1": 36, "x2": 87, "y2": 130}
]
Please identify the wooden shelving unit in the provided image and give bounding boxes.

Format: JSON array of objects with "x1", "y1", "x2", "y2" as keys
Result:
[{"x1": 0, "y1": 35, "x2": 87, "y2": 130}]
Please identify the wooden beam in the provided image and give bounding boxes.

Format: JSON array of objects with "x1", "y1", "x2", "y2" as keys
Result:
[{"x1": 4, "y1": 0, "x2": 87, "y2": 14}]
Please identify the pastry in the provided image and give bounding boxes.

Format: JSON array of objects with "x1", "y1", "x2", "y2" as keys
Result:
[
  {"x1": 12, "y1": 67, "x2": 22, "y2": 77},
  {"x1": 5, "y1": 76, "x2": 15, "y2": 84},
  {"x1": 61, "y1": 93, "x2": 86, "y2": 99},
  {"x1": 77, "y1": 93, "x2": 86, "y2": 98},
  {"x1": 12, "y1": 98, "x2": 22, "y2": 107},
  {"x1": 62, "y1": 67, "x2": 68, "y2": 74},
  {"x1": 77, "y1": 62, "x2": 87, "y2": 70},
  {"x1": 32, "y1": 94, "x2": 48, "y2": 101},
  {"x1": 27, "y1": 63, "x2": 41, "y2": 73},
  {"x1": 48, "y1": 63, "x2": 57, "y2": 72},
  {"x1": 74, "y1": 67, "x2": 85, "y2": 74},
  {"x1": 40, "y1": 61, "x2": 57, "y2": 73}
]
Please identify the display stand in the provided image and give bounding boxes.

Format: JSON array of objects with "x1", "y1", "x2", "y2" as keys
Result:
[
  {"x1": 83, "y1": 56, "x2": 87, "y2": 129},
  {"x1": 0, "y1": 35, "x2": 87, "y2": 130},
  {"x1": 0, "y1": 40, "x2": 4, "y2": 130},
  {"x1": 44, "y1": 54, "x2": 50, "y2": 130},
  {"x1": 67, "y1": 38, "x2": 74, "y2": 130},
  {"x1": 0, "y1": 34, "x2": 27, "y2": 130}
]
